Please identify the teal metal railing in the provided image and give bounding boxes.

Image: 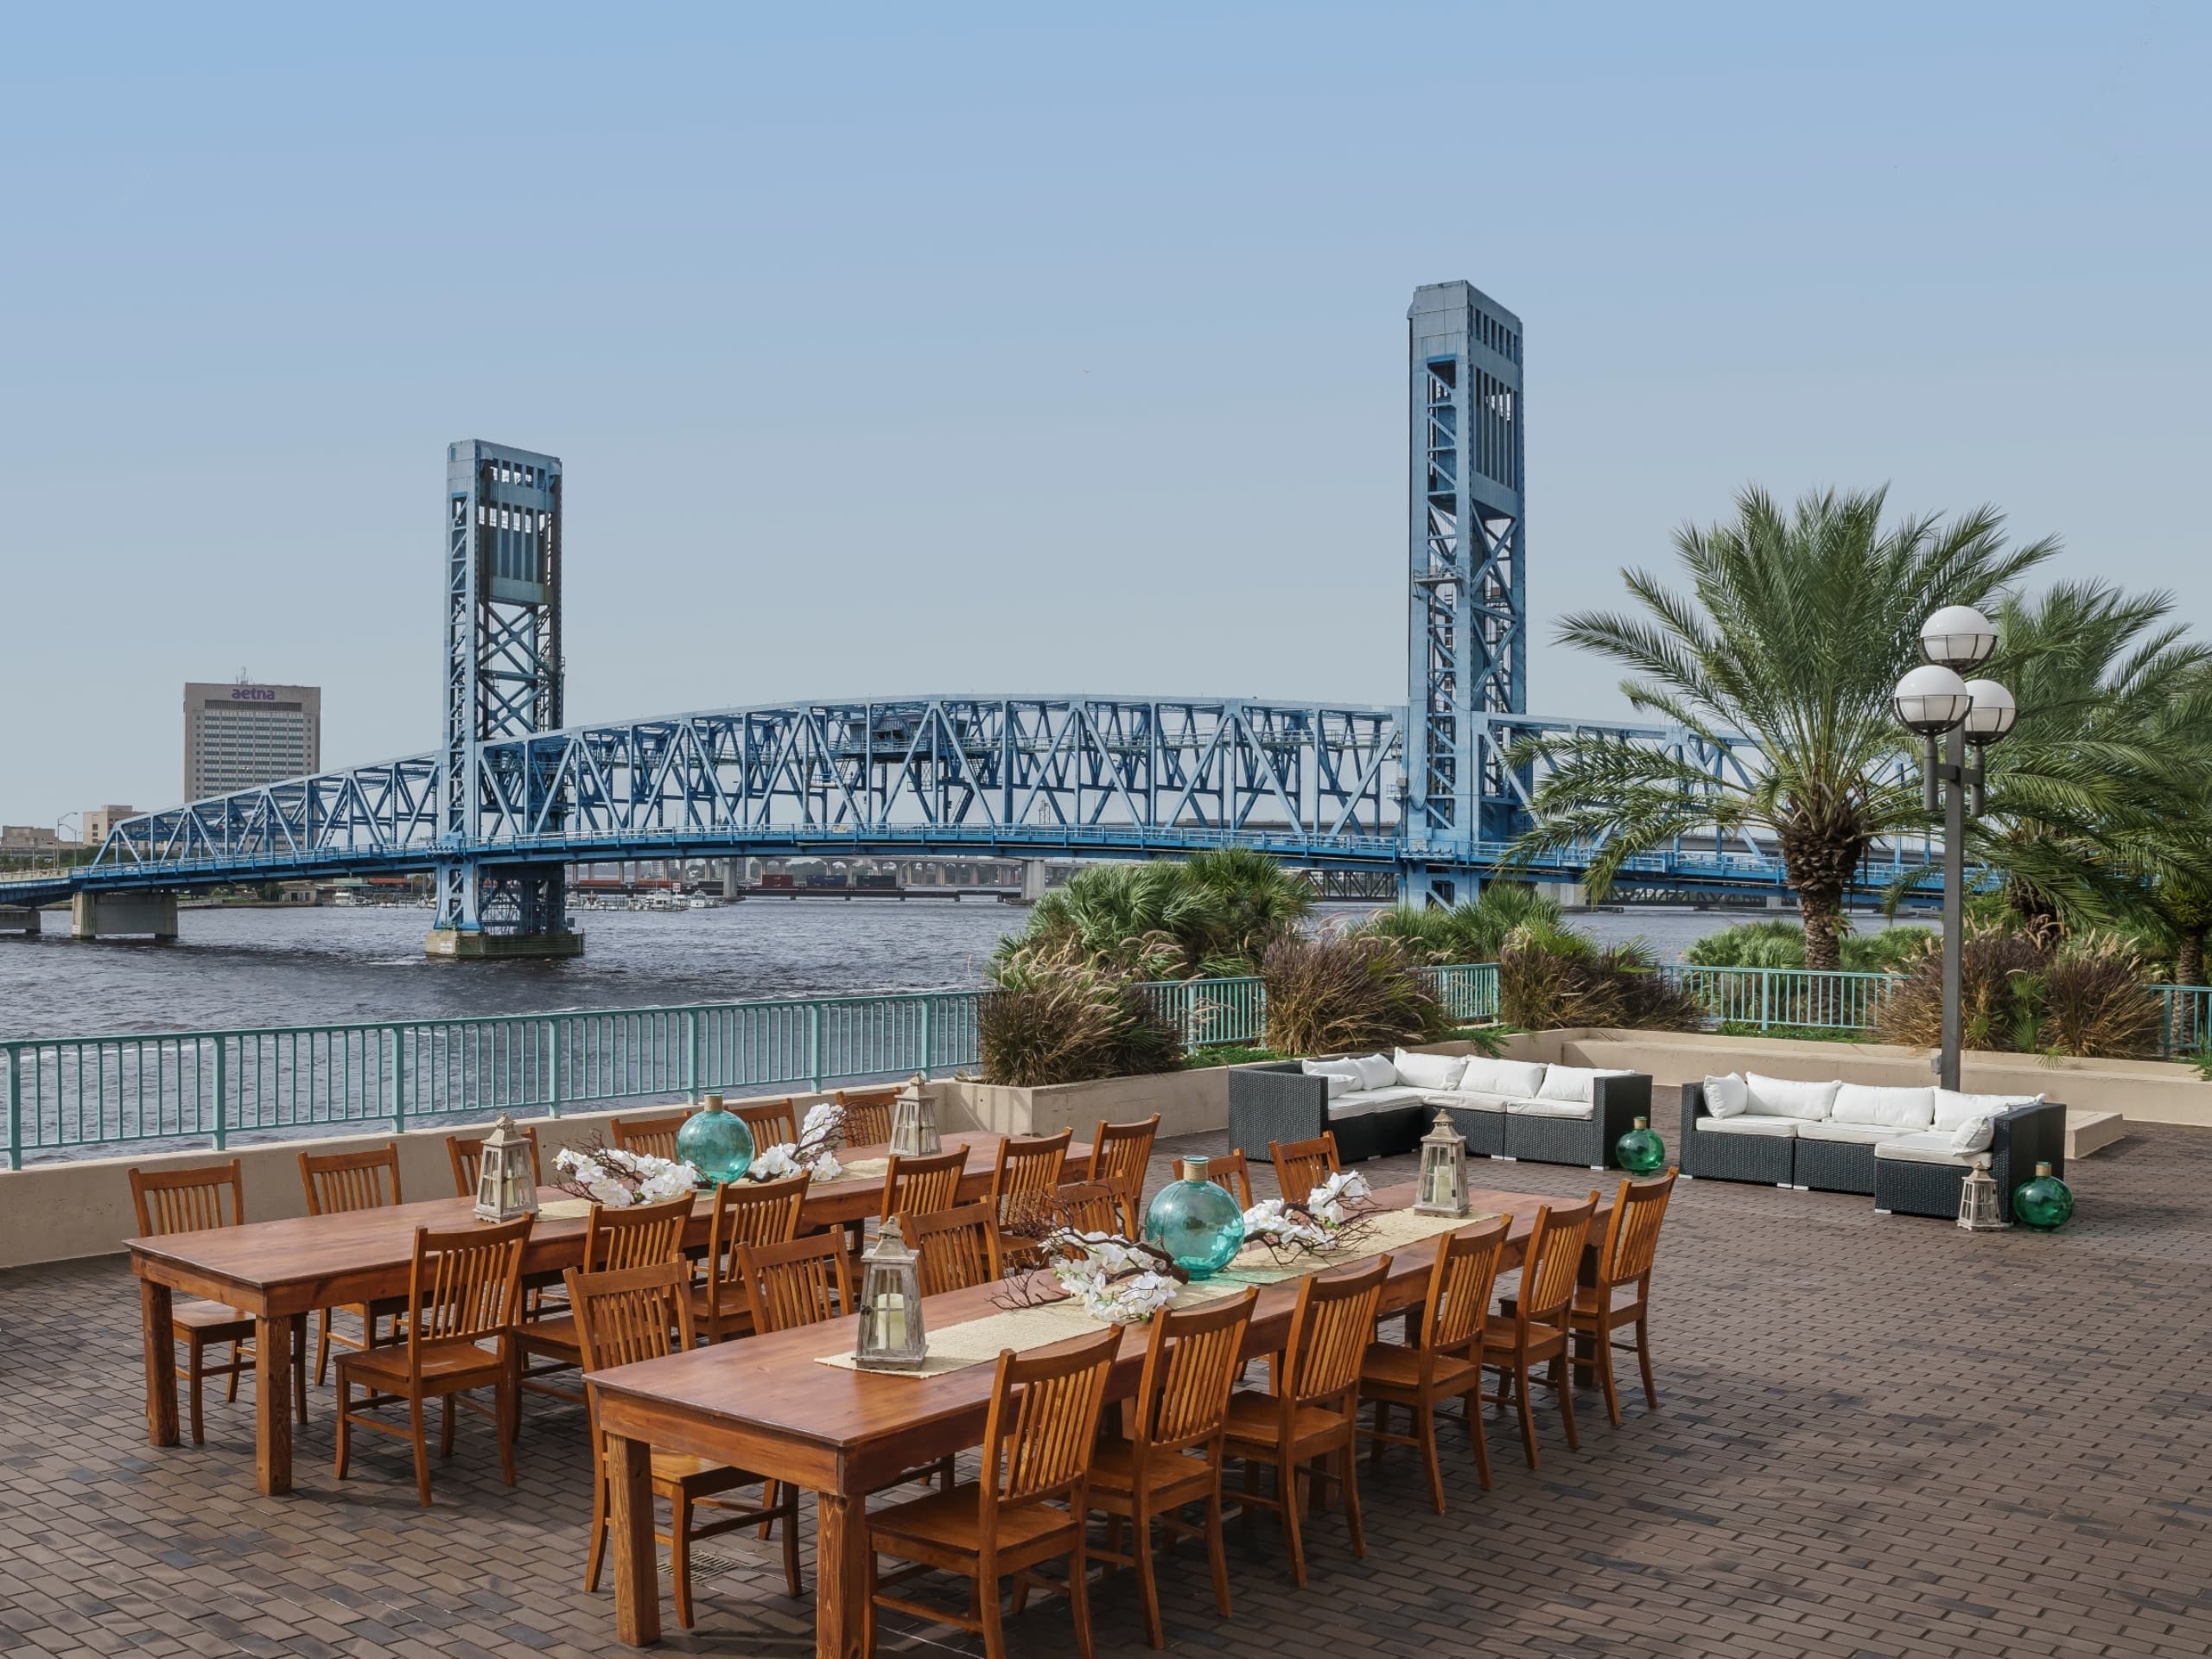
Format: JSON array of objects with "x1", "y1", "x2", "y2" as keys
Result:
[
  {"x1": 1141, "y1": 976, "x2": 1268, "y2": 1047},
  {"x1": 1659, "y1": 965, "x2": 1897, "y2": 1032},
  {"x1": 1421, "y1": 963, "x2": 1501, "y2": 1024},
  {"x1": 2153, "y1": 983, "x2": 2211, "y2": 1061}
]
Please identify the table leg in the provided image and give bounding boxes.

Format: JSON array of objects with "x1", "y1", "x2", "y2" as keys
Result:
[
  {"x1": 814, "y1": 1491, "x2": 868, "y2": 1659},
  {"x1": 252, "y1": 1314, "x2": 293, "y2": 1495},
  {"x1": 140, "y1": 1280, "x2": 179, "y2": 1447},
  {"x1": 608, "y1": 1432, "x2": 660, "y2": 1646}
]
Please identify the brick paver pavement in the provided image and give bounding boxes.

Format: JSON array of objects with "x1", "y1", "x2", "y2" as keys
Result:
[{"x1": 3, "y1": 1124, "x2": 2209, "y2": 1657}]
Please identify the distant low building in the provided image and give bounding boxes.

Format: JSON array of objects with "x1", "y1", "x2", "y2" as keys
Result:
[
  {"x1": 81, "y1": 804, "x2": 137, "y2": 848},
  {"x1": 0, "y1": 825, "x2": 73, "y2": 852}
]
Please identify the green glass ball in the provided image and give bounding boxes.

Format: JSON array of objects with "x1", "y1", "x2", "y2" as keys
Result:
[
  {"x1": 1142, "y1": 1161, "x2": 1246, "y2": 1279},
  {"x1": 2012, "y1": 1166, "x2": 2074, "y2": 1231},
  {"x1": 675, "y1": 1102, "x2": 755, "y2": 1185},
  {"x1": 1615, "y1": 1116, "x2": 1667, "y2": 1176}
]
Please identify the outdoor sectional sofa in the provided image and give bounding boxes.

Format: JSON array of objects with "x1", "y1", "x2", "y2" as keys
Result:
[
  {"x1": 1679, "y1": 1073, "x2": 2068, "y2": 1222},
  {"x1": 1228, "y1": 1050, "x2": 1654, "y2": 1171}
]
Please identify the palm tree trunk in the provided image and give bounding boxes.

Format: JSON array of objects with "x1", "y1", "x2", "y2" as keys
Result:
[
  {"x1": 2178, "y1": 931, "x2": 2206, "y2": 992},
  {"x1": 1801, "y1": 894, "x2": 1844, "y2": 974}
]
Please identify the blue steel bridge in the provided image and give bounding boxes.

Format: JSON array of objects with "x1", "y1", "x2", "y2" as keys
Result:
[{"x1": 0, "y1": 283, "x2": 1934, "y2": 951}]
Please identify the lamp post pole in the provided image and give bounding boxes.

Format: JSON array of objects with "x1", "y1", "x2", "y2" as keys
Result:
[{"x1": 1939, "y1": 723, "x2": 1967, "y2": 1091}]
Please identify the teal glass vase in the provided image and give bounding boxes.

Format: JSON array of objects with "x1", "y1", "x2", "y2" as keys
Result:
[
  {"x1": 675, "y1": 1095, "x2": 754, "y2": 1185},
  {"x1": 1142, "y1": 1158, "x2": 1246, "y2": 1280},
  {"x1": 1615, "y1": 1116, "x2": 1667, "y2": 1176},
  {"x1": 2012, "y1": 1160, "x2": 2074, "y2": 1231}
]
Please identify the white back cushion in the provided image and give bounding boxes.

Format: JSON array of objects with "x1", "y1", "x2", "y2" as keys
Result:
[
  {"x1": 1459, "y1": 1056, "x2": 1548, "y2": 1098},
  {"x1": 1300, "y1": 1059, "x2": 1357, "y2": 1100},
  {"x1": 1932, "y1": 1089, "x2": 2043, "y2": 1132},
  {"x1": 1831, "y1": 1084, "x2": 1936, "y2": 1129},
  {"x1": 1392, "y1": 1048, "x2": 1467, "y2": 1091},
  {"x1": 1535, "y1": 1064, "x2": 1630, "y2": 1104},
  {"x1": 1744, "y1": 1073, "x2": 1840, "y2": 1122},
  {"x1": 1351, "y1": 1054, "x2": 1397, "y2": 1091},
  {"x1": 1702, "y1": 1074, "x2": 1750, "y2": 1118}
]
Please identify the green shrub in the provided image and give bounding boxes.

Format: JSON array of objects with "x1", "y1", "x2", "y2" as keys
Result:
[
  {"x1": 978, "y1": 940, "x2": 1185, "y2": 1086},
  {"x1": 1262, "y1": 934, "x2": 1448, "y2": 1057},
  {"x1": 1497, "y1": 927, "x2": 1705, "y2": 1032},
  {"x1": 995, "y1": 849, "x2": 1312, "y2": 980},
  {"x1": 1874, "y1": 925, "x2": 2162, "y2": 1058},
  {"x1": 1685, "y1": 918, "x2": 1931, "y2": 973},
  {"x1": 1355, "y1": 884, "x2": 1565, "y2": 963}
]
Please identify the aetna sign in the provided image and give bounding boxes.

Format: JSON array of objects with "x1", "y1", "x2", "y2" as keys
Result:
[{"x1": 230, "y1": 687, "x2": 278, "y2": 702}]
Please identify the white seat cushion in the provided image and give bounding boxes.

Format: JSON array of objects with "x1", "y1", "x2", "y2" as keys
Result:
[
  {"x1": 1694, "y1": 1114, "x2": 1801, "y2": 1138},
  {"x1": 1427, "y1": 1089, "x2": 1511, "y2": 1113},
  {"x1": 1506, "y1": 1096, "x2": 1592, "y2": 1120},
  {"x1": 1327, "y1": 1086, "x2": 1427, "y2": 1121},
  {"x1": 1932, "y1": 1089, "x2": 2043, "y2": 1133},
  {"x1": 1535, "y1": 1065, "x2": 1632, "y2": 1105},
  {"x1": 1457, "y1": 1056, "x2": 1548, "y2": 1098},
  {"x1": 1796, "y1": 1120, "x2": 1894, "y2": 1146},
  {"x1": 1391, "y1": 1048, "x2": 1467, "y2": 1091},
  {"x1": 1831, "y1": 1084, "x2": 1936, "y2": 1130},
  {"x1": 1875, "y1": 1131, "x2": 1975, "y2": 1166},
  {"x1": 1701, "y1": 1073, "x2": 1750, "y2": 1118},
  {"x1": 1745, "y1": 1074, "x2": 1840, "y2": 1122}
]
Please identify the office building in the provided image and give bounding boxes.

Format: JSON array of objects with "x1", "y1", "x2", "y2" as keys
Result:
[
  {"x1": 81, "y1": 804, "x2": 136, "y2": 846},
  {"x1": 183, "y1": 682, "x2": 321, "y2": 799}
]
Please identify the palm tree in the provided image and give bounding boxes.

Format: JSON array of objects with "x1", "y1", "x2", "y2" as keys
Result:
[
  {"x1": 1356, "y1": 882, "x2": 1565, "y2": 963},
  {"x1": 993, "y1": 848, "x2": 1312, "y2": 981},
  {"x1": 1506, "y1": 486, "x2": 2055, "y2": 970}
]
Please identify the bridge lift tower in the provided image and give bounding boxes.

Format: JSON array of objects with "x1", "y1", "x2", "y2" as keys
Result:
[
  {"x1": 1401, "y1": 280, "x2": 1527, "y2": 906},
  {"x1": 426, "y1": 440, "x2": 582, "y2": 957}
]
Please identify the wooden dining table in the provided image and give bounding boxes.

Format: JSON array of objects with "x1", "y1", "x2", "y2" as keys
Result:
[
  {"x1": 126, "y1": 1131, "x2": 1077, "y2": 1496},
  {"x1": 586, "y1": 1181, "x2": 1612, "y2": 1655}
]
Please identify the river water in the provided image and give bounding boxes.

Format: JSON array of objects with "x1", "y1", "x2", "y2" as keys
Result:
[{"x1": 0, "y1": 899, "x2": 1877, "y2": 1039}]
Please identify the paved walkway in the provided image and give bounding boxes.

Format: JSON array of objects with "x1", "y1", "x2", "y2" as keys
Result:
[{"x1": 2, "y1": 1125, "x2": 2209, "y2": 1658}]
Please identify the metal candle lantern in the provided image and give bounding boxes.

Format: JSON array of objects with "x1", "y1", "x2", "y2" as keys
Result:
[
  {"x1": 473, "y1": 1114, "x2": 539, "y2": 1223},
  {"x1": 888, "y1": 1072, "x2": 940, "y2": 1158},
  {"x1": 1956, "y1": 1155, "x2": 2007, "y2": 1232},
  {"x1": 1413, "y1": 1109, "x2": 1470, "y2": 1217},
  {"x1": 853, "y1": 1215, "x2": 928, "y2": 1370}
]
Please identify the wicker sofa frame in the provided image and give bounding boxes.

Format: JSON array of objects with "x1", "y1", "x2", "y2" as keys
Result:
[
  {"x1": 1872, "y1": 1102, "x2": 2068, "y2": 1222},
  {"x1": 1678, "y1": 1082, "x2": 1797, "y2": 1186}
]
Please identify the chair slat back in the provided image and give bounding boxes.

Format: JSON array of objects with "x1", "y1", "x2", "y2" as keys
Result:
[
  {"x1": 707, "y1": 1173, "x2": 810, "y2": 1281},
  {"x1": 733, "y1": 1098, "x2": 799, "y2": 1149},
  {"x1": 986, "y1": 1327, "x2": 1121, "y2": 1509},
  {"x1": 1268, "y1": 1134, "x2": 1340, "y2": 1205},
  {"x1": 130, "y1": 1159, "x2": 245, "y2": 1236},
  {"x1": 1422, "y1": 1216, "x2": 1510, "y2": 1354},
  {"x1": 445, "y1": 1126, "x2": 542, "y2": 1198},
  {"x1": 903, "y1": 1201, "x2": 1003, "y2": 1296},
  {"x1": 1287, "y1": 1256, "x2": 1390, "y2": 1405},
  {"x1": 1177, "y1": 1150, "x2": 1254, "y2": 1210},
  {"x1": 1052, "y1": 1181, "x2": 1123, "y2": 1239},
  {"x1": 880, "y1": 1147, "x2": 967, "y2": 1221},
  {"x1": 610, "y1": 1111, "x2": 690, "y2": 1161},
  {"x1": 835, "y1": 1086, "x2": 899, "y2": 1147},
  {"x1": 991, "y1": 1128, "x2": 1072, "y2": 1230},
  {"x1": 408, "y1": 1217, "x2": 531, "y2": 1351},
  {"x1": 740, "y1": 1233, "x2": 853, "y2": 1333},
  {"x1": 565, "y1": 1259, "x2": 696, "y2": 1373},
  {"x1": 1086, "y1": 1115, "x2": 1160, "y2": 1211},
  {"x1": 300, "y1": 1143, "x2": 403, "y2": 1215},
  {"x1": 1518, "y1": 1193, "x2": 1600, "y2": 1327},
  {"x1": 1599, "y1": 1172, "x2": 1676, "y2": 1288},
  {"x1": 1138, "y1": 1287, "x2": 1257, "y2": 1452},
  {"x1": 580, "y1": 1191, "x2": 693, "y2": 1275}
]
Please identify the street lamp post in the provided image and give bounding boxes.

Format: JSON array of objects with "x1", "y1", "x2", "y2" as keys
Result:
[{"x1": 1892, "y1": 607, "x2": 2018, "y2": 1090}]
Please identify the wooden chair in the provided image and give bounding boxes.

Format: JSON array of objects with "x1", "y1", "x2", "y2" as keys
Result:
[
  {"x1": 903, "y1": 1201, "x2": 1004, "y2": 1296},
  {"x1": 836, "y1": 1085, "x2": 900, "y2": 1147},
  {"x1": 732, "y1": 1096, "x2": 799, "y2": 1150},
  {"x1": 693, "y1": 1173, "x2": 811, "y2": 1343},
  {"x1": 517, "y1": 1192, "x2": 693, "y2": 1402},
  {"x1": 334, "y1": 1215, "x2": 531, "y2": 1507},
  {"x1": 1570, "y1": 1172, "x2": 1677, "y2": 1426},
  {"x1": 1176, "y1": 1150, "x2": 1254, "y2": 1210},
  {"x1": 867, "y1": 1326, "x2": 1121, "y2": 1659},
  {"x1": 880, "y1": 1146, "x2": 967, "y2": 1222},
  {"x1": 1085, "y1": 1288, "x2": 1258, "y2": 1647},
  {"x1": 1359, "y1": 1216, "x2": 1510, "y2": 1511},
  {"x1": 989, "y1": 1128, "x2": 1073, "y2": 1231},
  {"x1": 1086, "y1": 1113, "x2": 1161, "y2": 1231},
  {"x1": 569, "y1": 1259, "x2": 800, "y2": 1627},
  {"x1": 739, "y1": 1232, "x2": 852, "y2": 1333},
  {"x1": 1484, "y1": 1192, "x2": 1599, "y2": 1470},
  {"x1": 1222, "y1": 1257, "x2": 1390, "y2": 1586},
  {"x1": 128, "y1": 1159, "x2": 306, "y2": 1442},
  {"x1": 300, "y1": 1143, "x2": 406, "y2": 1386},
  {"x1": 1052, "y1": 1181, "x2": 1124, "y2": 1238},
  {"x1": 445, "y1": 1125, "x2": 543, "y2": 1196},
  {"x1": 610, "y1": 1110, "x2": 692, "y2": 1161},
  {"x1": 1266, "y1": 1133, "x2": 1340, "y2": 1205}
]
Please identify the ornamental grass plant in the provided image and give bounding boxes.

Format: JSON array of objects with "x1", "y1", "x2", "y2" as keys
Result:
[
  {"x1": 1260, "y1": 933, "x2": 1448, "y2": 1056},
  {"x1": 978, "y1": 939, "x2": 1185, "y2": 1086},
  {"x1": 1873, "y1": 923, "x2": 2163, "y2": 1058},
  {"x1": 1495, "y1": 926, "x2": 1705, "y2": 1032}
]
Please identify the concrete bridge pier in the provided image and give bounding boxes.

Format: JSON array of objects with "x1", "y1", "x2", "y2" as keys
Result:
[
  {"x1": 425, "y1": 861, "x2": 584, "y2": 960},
  {"x1": 71, "y1": 891, "x2": 179, "y2": 941},
  {"x1": 0, "y1": 906, "x2": 42, "y2": 936},
  {"x1": 1018, "y1": 860, "x2": 1051, "y2": 905}
]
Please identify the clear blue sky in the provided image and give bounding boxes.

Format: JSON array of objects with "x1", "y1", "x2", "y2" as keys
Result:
[{"x1": 3, "y1": 3, "x2": 2205, "y2": 828}]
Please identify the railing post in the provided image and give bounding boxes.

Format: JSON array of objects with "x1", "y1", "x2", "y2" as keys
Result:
[
  {"x1": 919, "y1": 995, "x2": 934, "y2": 1073},
  {"x1": 809, "y1": 1001, "x2": 823, "y2": 1092},
  {"x1": 390, "y1": 1026, "x2": 407, "y2": 1135},
  {"x1": 2159, "y1": 987, "x2": 2173, "y2": 1058},
  {"x1": 213, "y1": 1037, "x2": 229, "y2": 1152},
  {"x1": 5, "y1": 1043, "x2": 21, "y2": 1171},
  {"x1": 684, "y1": 1010, "x2": 700, "y2": 1096},
  {"x1": 1759, "y1": 969, "x2": 1771, "y2": 1031},
  {"x1": 546, "y1": 1017, "x2": 563, "y2": 1117}
]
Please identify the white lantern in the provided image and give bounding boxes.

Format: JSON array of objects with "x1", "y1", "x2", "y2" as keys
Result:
[
  {"x1": 1892, "y1": 664, "x2": 1974, "y2": 734},
  {"x1": 1413, "y1": 1109, "x2": 1470, "y2": 1217},
  {"x1": 1920, "y1": 605, "x2": 1998, "y2": 671},
  {"x1": 1961, "y1": 678, "x2": 2018, "y2": 746},
  {"x1": 888, "y1": 1071, "x2": 940, "y2": 1157},
  {"x1": 853, "y1": 1214, "x2": 928, "y2": 1370},
  {"x1": 474, "y1": 1114, "x2": 539, "y2": 1223},
  {"x1": 1956, "y1": 1155, "x2": 2007, "y2": 1232}
]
